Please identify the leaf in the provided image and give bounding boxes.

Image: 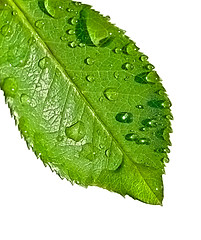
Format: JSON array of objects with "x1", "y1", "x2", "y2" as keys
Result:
[{"x1": 0, "y1": 0, "x2": 172, "y2": 205}]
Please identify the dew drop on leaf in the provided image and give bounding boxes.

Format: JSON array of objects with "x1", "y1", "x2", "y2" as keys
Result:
[
  {"x1": 7, "y1": 44, "x2": 29, "y2": 67},
  {"x1": 123, "y1": 42, "x2": 139, "y2": 55},
  {"x1": 140, "y1": 55, "x2": 148, "y2": 62},
  {"x1": 136, "y1": 138, "x2": 150, "y2": 145},
  {"x1": 146, "y1": 64, "x2": 155, "y2": 70},
  {"x1": 68, "y1": 17, "x2": 78, "y2": 25},
  {"x1": 155, "y1": 147, "x2": 170, "y2": 153},
  {"x1": 65, "y1": 121, "x2": 85, "y2": 142},
  {"x1": 113, "y1": 47, "x2": 122, "y2": 54},
  {"x1": 146, "y1": 71, "x2": 160, "y2": 83},
  {"x1": 1, "y1": 77, "x2": 17, "y2": 98},
  {"x1": 1, "y1": 24, "x2": 12, "y2": 36},
  {"x1": 35, "y1": 19, "x2": 45, "y2": 29},
  {"x1": 44, "y1": 0, "x2": 68, "y2": 18},
  {"x1": 80, "y1": 143, "x2": 97, "y2": 161},
  {"x1": 68, "y1": 41, "x2": 77, "y2": 48},
  {"x1": 122, "y1": 62, "x2": 134, "y2": 71},
  {"x1": 113, "y1": 71, "x2": 119, "y2": 79},
  {"x1": 86, "y1": 75, "x2": 94, "y2": 82},
  {"x1": 103, "y1": 88, "x2": 118, "y2": 101},
  {"x1": 141, "y1": 118, "x2": 157, "y2": 128},
  {"x1": 136, "y1": 105, "x2": 144, "y2": 109},
  {"x1": 85, "y1": 57, "x2": 94, "y2": 65},
  {"x1": 115, "y1": 112, "x2": 133, "y2": 123},
  {"x1": 125, "y1": 133, "x2": 138, "y2": 141},
  {"x1": 38, "y1": 56, "x2": 50, "y2": 69},
  {"x1": 20, "y1": 94, "x2": 31, "y2": 105},
  {"x1": 67, "y1": 29, "x2": 75, "y2": 35},
  {"x1": 148, "y1": 99, "x2": 172, "y2": 109}
]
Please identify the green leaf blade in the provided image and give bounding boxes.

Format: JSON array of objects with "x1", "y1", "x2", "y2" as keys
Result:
[{"x1": 0, "y1": 0, "x2": 172, "y2": 205}]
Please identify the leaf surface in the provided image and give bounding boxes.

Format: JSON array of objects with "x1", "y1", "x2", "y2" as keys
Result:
[{"x1": 0, "y1": 0, "x2": 172, "y2": 205}]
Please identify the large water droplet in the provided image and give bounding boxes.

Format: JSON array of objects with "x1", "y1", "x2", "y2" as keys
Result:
[
  {"x1": 1, "y1": 77, "x2": 17, "y2": 98},
  {"x1": 115, "y1": 112, "x2": 133, "y2": 123},
  {"x1": 146, "y1": 71, "x2": 160, "y2": 83},
  {"x1": 20, "y1": 94, "x2": 31, "y2": 105},
  {"x1": 125, "y1": 133, "x2": 138, "y2": 141},
  {"x1": 75, "y1": 9, "x2": 113, "y2": 47},
  {"x1": 85, "y1": 57, "x2": 94, "y2": 65},
  {"x1": 44, "y1": 0, "x2": 69, "y2": 18},
  {"x1": 103, "y1": 88, "x2": 118, "y2": 101},
  {"x1": 7, "y1": 44, "x2": 29, "y2": 67},
  {"x1": 1, "y1": 24, "x2": 12, "y2": 37},
  {"x1": 142, "y1": 118, "x2": 157, "y2": 128},
  {"x1": 148, "y1": 99, "x2": 172, "y2": 109},
  {"x1": 136, "y1": 138, "x2": 150, "y2": 145},
  {"x1": 38, "y1": 56, "x2": 50, "y2": 69},
  {"x1": 35, "y1": 20, "x2": 45, "y2": 29},
  {"x1": 65, "y1": 121, "x2": 85, "y2": 142}
]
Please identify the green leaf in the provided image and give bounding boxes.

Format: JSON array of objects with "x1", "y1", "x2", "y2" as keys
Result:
[{"x1": 0, "y1": 0, "x2": 172, "y2": 205}]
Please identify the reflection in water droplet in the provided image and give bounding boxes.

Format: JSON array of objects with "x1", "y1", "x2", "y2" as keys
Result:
[
  {"x1": 85, "y1": 57, "x2": 94, "y2": 65},
  {"x1": 38, "y1": 57, "x2": 50, "y2": 69},
  {"x1": 103, "y1": 88, "x2": 118, "y2": 101},
  {"x1": 115, "y1": 112, "x2": 133, "y2": 123},
  {"x1": 136, "y1": 138, "x2": 150, "y2": 145},
  {"x1": 148, "y1": 100, "x2": 172, "y2": 109},
  {"x1": 44, "y1": 0, "x2": 68, "y2": 18},
  {"x1": 65, "y1": 121, "x2": 85, "y2": 142},
  {"x1": 125, "y1": 133, "x2": 138, "y2": 141},
  {"x1": 1, "y1": 77, "x2": 17, "y2": 98},
  {"x1": 136, "y1": 105, "x2": 144, "y2": 109},
  {"x1": 140, "y1": 55, "x2": 148, "y2": 62},
  {"x1": 86, "y1": 75, "x2": 94, "y2": 82},
  {"x1": 142, "y1": 118, "x2": 157, "y2": 128},
  {"x1": 1, "y1": 24, "x2": 12, "y2": 37},
  {"x1": 20, "y1": 94, "x2": 31, "y2": 105},
  {"x1": 155, "y1": 147, "x2": 170, "y2": 153},
  {"x1": 35, "y1": 20, "x2": 45, "y2": 29},
  {"x1": 68, "y1": 41, "x2": 77, "y2": 48}
]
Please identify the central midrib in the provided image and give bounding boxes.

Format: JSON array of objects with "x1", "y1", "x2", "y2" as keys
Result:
[{"x1": 9, "y1": 0, "x2": 161, "y2": 204}]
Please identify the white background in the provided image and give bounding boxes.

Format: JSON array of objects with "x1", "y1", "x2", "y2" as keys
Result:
[{"x1": 0, "y1": 0, "x2": 201, "y2": 239}]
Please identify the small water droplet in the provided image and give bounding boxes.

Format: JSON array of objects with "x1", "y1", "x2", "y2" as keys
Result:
[
  {"x1": 114, "y1": 72, "x2": 119, "y2": 79},
  {"x1": 136, "y1": 138, "x2": 150, "y2": 145},
  {"x1": 28, "y1": 37, "x2": 36, "y2": 46},
  {"x1": 113, "y1": 47, "x2": 122, "y2": 54},
  {"x1": 139, "y1": 127, "x2": 146, "y2": 131},
  {"x1": 136, "y1": 105, "x2": 144, "y2": 109},
  {"x1": 35, "y1": 20, "x2": 45, "y2": 29},
  {"x1": 80, "y1": 143, "x2": 98, "y2": 161},
  {"x1": 60, "y1": 34, "x2": 68, "y2": 41},
  {"x1": 148, "y1": 100, "x2": 172, "y2": 109},
  {"x1": 1, "y1": 24, "x2": 12, "y2": 37},
  {"x1": 146, "y1": 71, "x2": 160, "y2": 83},
  {"x1": 66, "y1": 8, "x2": 73, "y2": 12},
  {"x1": 78, "y1": 43, "x2": 86, "y2": 48},
  {"x1": 86, "y1": 75, "x2": 94, "y2": 82},
  {"x1": 1, "y1": 77, "x2": 17, "y2": 98},
  {"x1": 142, "y1": 118, "x2": 157, "y2": 128},
  {"x1": 146, "y1": 64, "x2": 155, "y2": 70},
  {"x1": 20, "y1": 94, "x2": 31, "y2": 105},
  {"x1": 65, "y1": 121, "x2": 85, "y2": 142},
  {"x1": 38, "y1": 57, "x2": 50, "y2": 69},
  {"x1": 85, "y1": 57, "x2": 94, "y2": 65},
  {"x1": 124, "y1": 43, "x2": 139, "y2": 55},
  {"x1": 68, "y1": 41, "x2": 77, "y2": 48},
  {"x1": 125, "y1": 133, "x2": 138, "y2": 141},
  {"x1": 155, "y1": 147, "x2": 170, "y2": 153},
  {"x1": 140, "y1": 55, "x2": 148, "y2": 62},
  {"x1": 105, "y1": 15, "x2": 111, "y2": 21},
  {"x1": 68, "y1": 17, "x2": 78, "y2": 25},
  {"x1": 99, "y1": 96, "x2": 104, "y2": 102},
  {"x1": 67, "y1": 29, "x2": 75, "y2": 35},
  {"x1": 56, "y1": 135, "x2": 64, "y2": 142},
  {"x1": 12, "y1": 10, "x2": 17, "y2": 16},
  {"x1": 122, "y1": 62, "x2": 134, "y2": 71},
  {"x1": 105, "y1": 149, "x2": 110, "y2": 157},
  {"x1": 165, "y1": 114, "x2": 174, "y2": 120},
  {"x1": 162, "y1": 157, "x2": 170, "y2": 163},
  {"x1": 44, "y1": 0, "x2": 68, "y2": 18},
  {"x1": 103, "y1": 88, "x2": 118, "y2": 101},
  {"x1": 115, "y1": 112, "x2": 133, "y2": 123}
]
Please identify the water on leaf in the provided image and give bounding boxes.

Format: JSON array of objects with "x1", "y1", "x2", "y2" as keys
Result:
[
  {"x1": 103, "y1": 88, "x2": 118, "y2": 101},
  {"x1": 125, "y1": 133, "x2": 138, "y2": 141},
  {"x1": 35, "y1": 20, "x2": 45, "y2": 29},
  {"x1": 136, "y1": 138, "x2": 150, "y2": 145},
  {"x1": 20, "y1": 94, "x2": 31, "y2": 105},
  {"x1": 1, "y1": 77, "x2": 17, "y2": 98},
  {"x1": 85, "y1": 57, "x2": 94, "y2": 65},
  {"x1": 142, "y1": 118, "x2": 157, "y2": 128},
  {"x1": 1, "y1": 24, "x2": 12, "y2": 36},
  {"x1": 7, "y1": 43, "x2": 29, "y2": 67},
  {"x1": 136, "y1": 105, "x2": 144, "y2": 109},
  {"x1": 44, "y1": 0, "x2": 69, "y2": 18},
  {"x1": 68, "y1": 41, "x2": 77, "y2": 48},
  {"x1": 115, "y1": 112, "x2": 133, "y2": 123},
  {"x1": 65, "y1": 121, "x2": 85, "y2": 142},
  {"x1": 80, "y1": 143, "x2": 98, "y2": 161},
  {"x1": 146, "y1": 71, "x2": 160, "y2": 83},
  {"x1": 148, "y1": 99, "x2": 172, "y2": 109},
  {"x1": 38, "y1": 56, "x2": 50, "y2": 69},
  {"x1": 86, "y1": 75, "x2": 94, "y2": 82}
]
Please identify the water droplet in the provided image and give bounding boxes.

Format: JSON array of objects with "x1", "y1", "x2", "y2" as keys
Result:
[
  {"x1": 86, "y1": 75, "x2": 94, "y2": 82},
  {"x1": 155, "y1": 147, "x2": 170, "y2": 153},
  {"x1": 99, "y1": 96, "x2": 104, "y2": 102},
  {"x1": 114, "y1": 72, "x2": 119, "y2": 79},
  {"x1": 80, "y1": 143, "x2": 98, "y2": 161},
  {"x1": 105, "y1": 149, "x2": 110, "y2": 157},
  {"x1": 146, "y1": 71, "x2": 160, "y2": 83},
  {"x1": 140, "y1": 55, "x2": 148, "y2": 62},
  {"x1": 28, "y1": 37, "x2": 36, "y2": 46},
  {"x1": 60, "y1": 34, "x2": 68, "y2": 41},
  {"x1": 148, "y1": 100, "x2": 172, "y2": 109},
  {"x1": 136, "y1": 105, "x2": 144, "y2": 109},
  {"x1": 78, "y1": 43, "x2": 86, "y2": 48},
  {"x1": 125, "y1": 133, "x2": 138, "y2": 141},
  {"x1": 68, "y1": 17, "x2": 78, "y2": 25},
  {"x1": 68, "y1": 41, "x2": 77, "y2": 48},
  {"x1": 134, "y1": 72, "x2": 148, "y2": 84},
  {"x1": 85, "y1": 57, "x2": 94, "y2": 65},
  {"x1": 162, "y1": 157, "x2": 170, "y2": 163},
  {"x1": 165, "y1": 114, "x2": 174, "y2": 120},
  {"x1": 113, "y1": 47, "x2": 122, "y2": 54},
  {"x1": 136, "y1": 138, "x2": 150, "y2": 145},
  {"x1": 56, "y1": 135, "x2": 64, "y2": 142},
  {"x1": 156, "y1": 128, "x2": 171, "y2": 145},
  {"x1": 146, "y1": 64, "x2": 155, "y2": 70},
  {"x1": 122, "y1": 62, "x2": 134, "y2": 71},
  {"x1": 115, "y1": 112, "x2": 133, "y2": 123},
  {"x1": 20, "y1": 94, "x2": 31, "y2": 105},
  {"x1": 103, "y1": 88, "x2": 118, "y2": 101},
  {"x1": 123, "y1": 43, "x2": 139, "y2": 55},
  {"x1": 1, "y1": 24, "x2": 12, "y2": 37},
  {"x1": 35, "y1": 20, "x2": 45, "y2": 29},
  {"x1": 76, "y1": 9, "x2": 113, "y2": 47},
  {"x1": 105, "y1": 15, "x2": 111, "y2": 21},
  {"x1": 67, "y1": 29, "x2": 75, "y2": 35},
  {"x1": 12, "y1": 10, "x2": 17, "y2": 16},
  {"x1": 142, "y1": 118, "x2": 157, "y2": 128},
  {"x1": 38, "y1": 57, "x2": 50, "y2": 69},
  {"x1": 65, "y1": 121, "x2": 85, "y2": 142},
  {"x1": 1, "y1": 77, "x2": 17, "y2": 98},
  {"x1": 66, "y1": 8, "x2": 73, "y2": 12},
  {"x1": 44, "y1": 0, "x2": 69, "y2": 18}
]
